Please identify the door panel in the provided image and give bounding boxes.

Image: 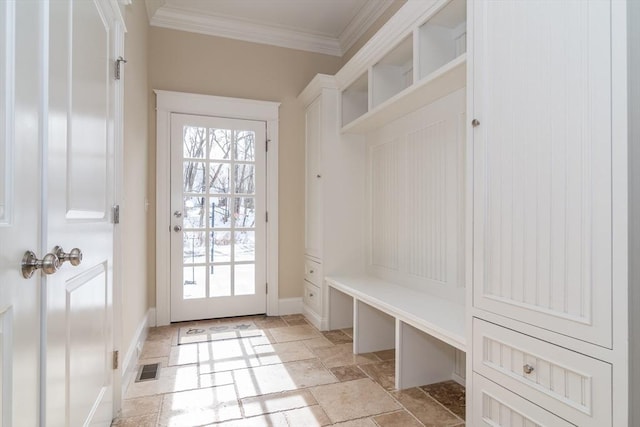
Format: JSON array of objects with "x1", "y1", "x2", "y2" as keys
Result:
[
  {"x1": 304, "y1": 97, "x2": 322, "y2": 259},
  {"x1": 66, "y1": 266, "x2": 109, "y2": 427},
  {"x1": 472, "y1": 0, "x2": 612, "y2": 347},
  {"x1": 47, "y1": 0, "x2": 115, "y2": 425},
  {"x1": 170, "y1": 114, "x2": 267, "y2": 321},
  {"x1": 0, "y1": 1, "x2": 43, "y2": 425}
]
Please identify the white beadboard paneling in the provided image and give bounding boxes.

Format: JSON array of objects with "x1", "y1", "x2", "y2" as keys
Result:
[
  {"x1": 404, "y1": 120, "x2": 447, "y2": 282},
  {"x1": 370, "y1": 139, "x2": 400, "y2": 270},
  {"x1": 472, "y1": 0, "x2": 612, "y2": 347},
  {"x1": 367, "y1": 88, "x2": 465, "y2": 300}
]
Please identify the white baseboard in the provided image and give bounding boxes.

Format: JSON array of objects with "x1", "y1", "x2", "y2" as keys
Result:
[
  {"x1": 451, "y1": 372, "x2": 465, "y2": 386},
  {"x1": 278, "y1": 297, "x2": 303, "y2": 315},
  {"x1": 121, "y1": 308, "x2": 154, "y2": 395},
  {"x1": 302, "y1": 304, "x2": 322, "y2": 329},
  {"x1": 147, "y1": 307, "x2": 157, "y2": 328}
]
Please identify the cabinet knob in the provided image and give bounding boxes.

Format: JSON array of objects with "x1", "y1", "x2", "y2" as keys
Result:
[
  {"x1": 471, "y1": 119, "x2": 480, "y2": 127},
  {"x1": 316, "y1": 174, "x2": 321, "y2": 179},
  {"x1": 309, "y1": 269, "x2": 314, "y2": 274},
  {"x1": 523, "y1": 364, "x2": 535, "y2": 374},
  {"x1": 309, "y1": 292, "x2": 314, "y2": 297}
]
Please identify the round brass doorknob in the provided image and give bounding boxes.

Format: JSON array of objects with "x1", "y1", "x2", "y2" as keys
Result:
[
  {"x1": 174, "y1": 225, "x2": 182, "y2": 232},
  {"x1": 21, "y1": 251, "x2": 61, "y2": 279}
]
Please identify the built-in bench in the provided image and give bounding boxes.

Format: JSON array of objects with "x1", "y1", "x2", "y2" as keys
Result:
[{"x1": 326, "y1": 274, "x2": 465, "y2": 390}]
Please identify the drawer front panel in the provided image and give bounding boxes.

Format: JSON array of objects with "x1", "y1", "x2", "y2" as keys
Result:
[
  {"x1": 304, "y1": 258, "x2": 322, "y2": 285},
  {"x1": 473, "y1": 319, "x2": 611, "y2": 427},
  {"x1": 473, "y1": 374, "x2": 575, "y2": 427},
  {"x1": 303, "y1": 280, "x2": 321, "y2": 313}
]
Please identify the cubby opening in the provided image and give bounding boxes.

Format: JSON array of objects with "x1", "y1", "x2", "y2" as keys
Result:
[
  {"x1": 341, "y1": 73, "x2": 369, "y2": 127},
  {"x1": 418, "y1": 0, "x2": 467, "y2": 79},
  {"x1": 371, "y1": 36, "x2": 413, "y2": 108}
]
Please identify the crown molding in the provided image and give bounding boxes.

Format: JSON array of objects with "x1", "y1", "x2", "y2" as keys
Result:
[
  {"x1": 298, "y1": 74, "x2": 337, "y2": 107},
  {"x1": 149, "y1": 5, "x2": 343, "y2": 56},
  {"x1": 146, "y1": 0, "x2": 397, "y2": 57},
  {"x1": 338, "y1": 0, "x2": 394, "y2": 55}
]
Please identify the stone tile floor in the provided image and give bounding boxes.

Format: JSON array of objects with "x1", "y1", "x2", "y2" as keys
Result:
[{"x1": 112, "y1": 314, "x2": 465, "y2": 427}]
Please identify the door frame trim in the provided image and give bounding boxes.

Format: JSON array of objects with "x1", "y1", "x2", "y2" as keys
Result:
[{"x1": 154, "y1": 90, "x2": 280, "y2": 326}]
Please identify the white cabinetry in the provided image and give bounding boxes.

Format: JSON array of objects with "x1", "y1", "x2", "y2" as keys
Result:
[
  {"x1": 304, "y1": 97, "x2": 322, "y2": 260},
  {"x1": 469, "y1": 1, "x2": 636, "y2": 425},
  {"x1": 299, "y1": 75, "x2": 365, "y2": 330}
]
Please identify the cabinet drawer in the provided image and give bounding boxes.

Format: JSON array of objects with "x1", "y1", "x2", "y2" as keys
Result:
[
  {"x1": 473, "y1": 319, "x2": 611, "y2": 427},
  {"x1": 303, "y1": 281, "x2": 321, "y2": 313},
  {"x1": 472, "y1": 373, "x2": 575, "y2": 427},
  {"x1": 304, "y1": 258, "x2": 322, "y2": 285}
]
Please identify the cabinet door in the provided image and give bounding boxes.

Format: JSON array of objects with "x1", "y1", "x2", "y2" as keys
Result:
[
  {"x1": 472, "y1": 0, "x2": 612, "y2": 347},
  {"x1": 305, "y1": 97, "x2": 323, "y2": 259}
]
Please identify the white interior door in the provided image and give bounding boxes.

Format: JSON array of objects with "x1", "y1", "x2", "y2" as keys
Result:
[
  {"x1": 45, "y1": 0, "x2": 118, "y2": 425},
  {"x1": 170, "y1": 114, "x2": 267, "y2": 322},
  {"x1": 0, "y1": 1, "x2": 43, "y2": 425}
]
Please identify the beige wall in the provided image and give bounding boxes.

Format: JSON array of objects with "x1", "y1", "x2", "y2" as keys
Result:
[
  {"x1": 147, "y1": 29, "x2": 343, "y2": 301},
  {"x1": 121, "y1": 0, "x2": 149, "y2": 350}
]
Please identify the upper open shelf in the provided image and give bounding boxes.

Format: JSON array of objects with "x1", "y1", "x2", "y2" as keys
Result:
[
  {"x1": 340, "y1": 0, "x2": 467, "y2": 133},
  {"x1": 343, "y1": 54, "x2": 466, "y2": 134}
]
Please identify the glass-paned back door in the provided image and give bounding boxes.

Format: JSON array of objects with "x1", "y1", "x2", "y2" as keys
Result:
[{"x1": 170, "y1": 113, "x2": 266, "y2": 321}]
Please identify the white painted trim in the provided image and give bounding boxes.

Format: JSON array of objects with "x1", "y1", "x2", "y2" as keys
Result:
[
  {"x1": 611, "y1": 1, "x2": 630, "y2": 426},
  {"x1": 146, "y1": 1, "x2": 394, "y2": 57},
  {"x1": 120, "y1": 308, "x2": 153, "y2": 398},
  {"x1": 297, "y1": 74, "x2": 337, "y2": 108},
  {"x1": 149, "y1": 6, "x2": 342, "y2": 56},
  {"x1": 155, "y1": 90, "x2": 280, "y2": 325},
  {"x1": 0, "y1": 306, "x2": 13, "y2": 427},
  {"x1": 302, "y1": 304, "x2": 323, "y2": 330},
  {"x1": 147, "y1": 307, "x2": 157, "y2": 328},
  {"x1": 451, "y1": 373, "x2": 465, "y2": 387},
  {"x1": 266, "y1": 120, "x2": 279, "y2": 317},
  {"x1": 278, "y1": 298, "x2": 303, "y2": 316},
  {"x1": 335, "y1": 0, "x2": 439, "y2": 89},
  {"x1": 111, "y1": 10, "x2": 126, "y2": 419},
  {"x1": 338, "y1": 0, "x2": 394, "y2": 55}
]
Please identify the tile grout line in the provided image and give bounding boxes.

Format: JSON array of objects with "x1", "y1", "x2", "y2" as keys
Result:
[
  {"x1": 117, "y1": 317, "x2": 466, "y2": 426},
  {"x1": 415, "y1": 386, "x2": 465, "y2": 423}
]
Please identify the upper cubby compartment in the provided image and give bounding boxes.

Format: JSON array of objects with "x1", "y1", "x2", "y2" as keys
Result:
[
  {"x1": 371, "y1": 36, "x2": 413, "y2": 109},
  {"x1": 418, "y1": 0, "x2": 466, "y2": 79},
  {"x1": 338, "y1": 0, "x2": 467, "y2": 134},
  {"x1": 341, "y1": 72, "x2": 369, "y2": 128}
]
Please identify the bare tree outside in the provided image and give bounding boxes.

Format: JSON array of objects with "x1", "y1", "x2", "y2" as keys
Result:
[{"x1": 181, "y1": 126, "x2": 257, "y2": 298}]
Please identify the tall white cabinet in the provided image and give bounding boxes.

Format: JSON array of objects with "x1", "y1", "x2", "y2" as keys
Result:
[
  {"x1": 299, "y1": 75, "x2": 365, "y2": 330},
  {"x1": 469, "y1": 1, "x2": 636, "y2": 426},
  {"x1": 300, "y1": 0, "x2": 638, "y2": 425}
]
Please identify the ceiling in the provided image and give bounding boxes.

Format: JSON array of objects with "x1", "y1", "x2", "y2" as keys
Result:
[{"x1": 145, "y1": 0, "x2": 396, "y2": 56}]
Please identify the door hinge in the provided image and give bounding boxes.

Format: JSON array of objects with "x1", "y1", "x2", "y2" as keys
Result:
[
  {"x1": 265, "y1": 139, "x2": 270, "y2": 152},
  {"x1": 112, "y1": 350, "x2": 119, "y2": 370},
  {"x1": 266, "y1": 283, "x2": 268, "y2": 294},
  {"x1": 265, "y1": 211, "x2": 268, "y2": 222},
  {"x1": 112, "y1": 205, "x2": 120, "y2": 224},
  {"x1": 115, "y1": 56, "x2": 127, "y2": 80}
]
